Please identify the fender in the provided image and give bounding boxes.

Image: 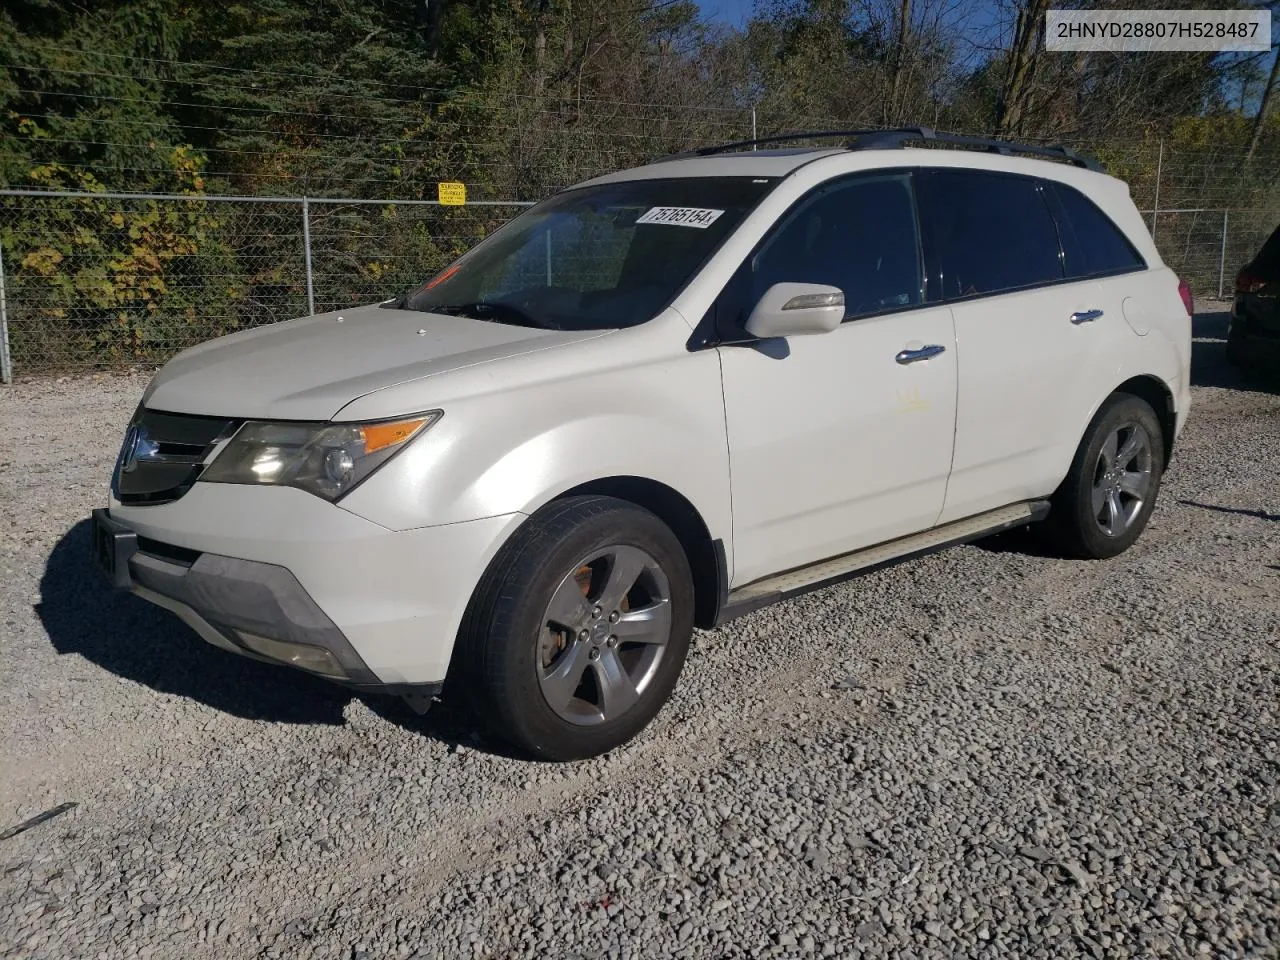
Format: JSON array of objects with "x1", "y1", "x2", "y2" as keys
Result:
[
  {"x1": 1050, "y1": 302, "x2": 1187, "y2": 492},
  {"x1": 337, "y1": 316, "x2": 734, "y2": 567}
]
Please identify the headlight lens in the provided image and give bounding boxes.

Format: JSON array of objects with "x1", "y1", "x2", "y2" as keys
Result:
[{"x1": 202, "y1": 412, "x2": 440, "y2": 501}]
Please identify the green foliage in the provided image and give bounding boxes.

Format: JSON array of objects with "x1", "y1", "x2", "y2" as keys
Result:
[
  {"x1": 0, "y1": 0, "x2": 1277, "y2": 369},
  {"x1": 0, "y1": 0, "x2": 195, "y2": 190},
  {"x1": 176, "y1": 0, "x2": 463, "y2": 197},
  {"x1": 0, "y1": 150, "x2": 284, "y2": 367},
  {"x1": 3, "y1": 0, "x2": 1276, "y2": 196}
]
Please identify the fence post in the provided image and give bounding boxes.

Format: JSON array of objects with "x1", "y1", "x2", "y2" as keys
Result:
[
  {"x1": 1217, "y1": 209, "x2": 1229, "y2": 300},
  {"x1": 1150, "y1": 139, "x2": 1163, "y2": 241},
  {"x1": 0, "y1": 238, "x2": 12, "y2": 384},
  {"x1": 302, "y1": 196, "x2": 316, "y2": 316},
  {"x1": 751, "y1": 108, "x2": 757, "y2": 149}
]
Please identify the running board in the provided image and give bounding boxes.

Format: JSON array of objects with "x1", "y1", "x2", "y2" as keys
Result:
[{"x1": 716, "y1": 501, "x2": 1049, "y2": 625}]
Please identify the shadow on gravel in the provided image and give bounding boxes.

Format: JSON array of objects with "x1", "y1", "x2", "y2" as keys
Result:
[
  {"x1": 39, "y1": 521, "x2": 349, "y2": 724},
  {"x1": 970, "y1": 525, "x2": 1061, "y2": 558},
  {"x1": 363, "y1": 698, "x2": 528, "y2": 760},
  {"x1": 1192, "y1": 308, "x2": 1279, "y2": 393},
  {"x1": 1178, "y1": 500, "x2": 1280, "y2": 523},
  {"x1": 38, "y1": 522, "x2": 514, "y2": 754}
]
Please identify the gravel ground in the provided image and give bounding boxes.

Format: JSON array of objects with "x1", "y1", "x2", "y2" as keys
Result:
[{"x1": 1, "y1": 304, "x2": 1277, "y2": 960}]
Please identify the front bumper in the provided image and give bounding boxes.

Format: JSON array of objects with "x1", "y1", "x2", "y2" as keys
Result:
[
  {"x1": 93, "y1": 507, "x2": 399, "y2": 689},
  {"x1": 93, "y1": 484, "x2": 526, "y2": 689}
]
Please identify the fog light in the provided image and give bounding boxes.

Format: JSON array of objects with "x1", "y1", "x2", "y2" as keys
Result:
[{"x1": 235, "y1": 630, "x2": 346, "y2": 679}]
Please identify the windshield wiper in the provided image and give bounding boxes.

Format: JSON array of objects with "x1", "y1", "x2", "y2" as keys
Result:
[{"x1": 426, "y1": 301, "x2": 552, "y2": 329}]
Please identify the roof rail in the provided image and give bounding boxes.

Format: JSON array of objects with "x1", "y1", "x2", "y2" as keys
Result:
[{"x1": 665, "y1": 127, "x2": 1102, "y2": 172}]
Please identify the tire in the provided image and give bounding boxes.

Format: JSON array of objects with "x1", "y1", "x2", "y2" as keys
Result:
[
  {"x1": 455, "y1": 495, "x2": 694, "y2": 761},
  {"x1": 1043, "y1": 393, "x2": 1165, "y2": 560}
]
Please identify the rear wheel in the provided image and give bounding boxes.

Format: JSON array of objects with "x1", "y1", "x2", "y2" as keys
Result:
[
  {"x1": 456, "y1": 495, "x2": 694, "y2": 761},
  {"x1": 1044, "y1": 394, "x2": 1165, "y2": 560}
]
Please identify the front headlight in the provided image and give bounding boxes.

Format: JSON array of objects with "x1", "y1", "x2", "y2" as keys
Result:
[{"x1": 202, "y1": 412, "x2": 441, "y2": 501}]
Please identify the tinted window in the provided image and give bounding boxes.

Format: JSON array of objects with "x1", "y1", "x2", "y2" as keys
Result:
[
  {"x1": 1049, "y1": 182, "x2": 1145, "y2": 278},
  {"x1": 919, "y1": 170, "x2": 1062, "y2": 298},
  {"x1": 744, "y1": 174, "x2": 922, "y2": 320}
]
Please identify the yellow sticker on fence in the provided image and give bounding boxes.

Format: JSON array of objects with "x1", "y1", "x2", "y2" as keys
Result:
[{"x1": 437, "y1": 182, "x2": 466, "y2": 206}]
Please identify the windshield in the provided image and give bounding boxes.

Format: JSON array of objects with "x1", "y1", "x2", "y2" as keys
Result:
[{"x1": 398, "y1": 177, "x2": 775, "y2": 330}]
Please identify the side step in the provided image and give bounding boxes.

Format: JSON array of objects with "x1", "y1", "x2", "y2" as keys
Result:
[{"x1": 716, "y1": 501, "x2": 1049, "y2": 625}]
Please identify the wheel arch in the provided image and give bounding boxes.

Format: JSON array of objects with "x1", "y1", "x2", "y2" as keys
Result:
[
  {"x1": 549, "y1": 477, "x2": 724, "y2": 629},
  {"x1": 1112, "y1": 374, "x2": 1177, "y2": 465}
]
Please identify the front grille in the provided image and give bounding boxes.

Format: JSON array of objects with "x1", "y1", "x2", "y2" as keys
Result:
[{"x1": 113, "y1": 409, "x2": 240, "y2": 505}]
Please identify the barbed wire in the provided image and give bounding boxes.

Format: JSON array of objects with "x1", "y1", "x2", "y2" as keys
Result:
[
  {"x1": 7, "y1": 136, "x2": 1268, "y2": 204},
  {"x1": 1, "y1": 57, "x2": 755, "y2": 114},
  {"x1": 7, "y1": 87, "x2": 753, "y2": 143}
]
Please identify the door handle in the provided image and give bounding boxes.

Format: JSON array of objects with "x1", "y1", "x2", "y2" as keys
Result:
[
  {"x1": 1070, "y1": 308, "x2": 1104, "y2": 324},
  {"x1": 895, "y1": 344, "x2": 946, "y2": 365}
]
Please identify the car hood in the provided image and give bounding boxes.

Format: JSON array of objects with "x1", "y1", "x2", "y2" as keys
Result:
[{"x1": 143, "y1": 304, "x2": 612, "y2": 420}]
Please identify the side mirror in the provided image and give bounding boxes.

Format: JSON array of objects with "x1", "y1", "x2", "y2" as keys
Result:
[{"x1": 744, "y1": 283, "x2": 845, "y2": 339}]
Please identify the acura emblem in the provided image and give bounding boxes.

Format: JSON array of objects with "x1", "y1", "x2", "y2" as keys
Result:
[{"x1": 121, "y1": 424, "x2": 159, "y2": 473}]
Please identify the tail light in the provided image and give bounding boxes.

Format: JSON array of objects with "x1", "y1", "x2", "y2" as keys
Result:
[
  {"x1": 1176, "y1": 278, "x2": 1193, "y2": 317},
  {"x1": 1235, "y1": 271, "x2": 1265, "y2": 295}
]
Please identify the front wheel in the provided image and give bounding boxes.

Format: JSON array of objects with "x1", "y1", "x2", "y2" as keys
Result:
[
  {"x1": 1044, "y1": 393, "x2": 1165, "y2": 560},
  {"x1": 456, "y1": 496, "x2": 694, "y2": 761}
]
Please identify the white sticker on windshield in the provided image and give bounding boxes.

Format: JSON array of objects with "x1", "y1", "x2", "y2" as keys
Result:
[{"x1": 635, "y1": 206, "x2": 725, "y2": 229}]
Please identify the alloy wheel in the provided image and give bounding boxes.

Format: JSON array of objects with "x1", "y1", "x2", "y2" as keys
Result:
[
  {"x1": 537, "y1": 545, "x2": 673, "y2": 725},
  {"x1": 1091, "y1": 421, "x2": 1154, "y2": 538}
]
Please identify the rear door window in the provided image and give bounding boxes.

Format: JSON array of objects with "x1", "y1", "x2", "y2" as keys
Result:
[
  {"x1": 1047, "y1": 182, "x2": 1146, "y2": 278},
  {"x1": 918, "y1": 169, "x2": 1063, "y2": 299}
]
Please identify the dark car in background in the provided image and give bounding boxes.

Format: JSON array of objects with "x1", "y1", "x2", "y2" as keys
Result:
[{"x1": 1227, "y1": 224, "x2": 1280, "y2": 372}]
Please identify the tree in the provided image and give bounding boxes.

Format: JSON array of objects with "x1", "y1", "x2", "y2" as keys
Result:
[
  {"x1": 0, "y1": 0, "x2": 199, "y2": 191},
  {"x1": 993, "y1": 0, "x2": 1048, "y2": 138},
  {"x1": 1247, "y1": 48, "x2": 1279, "y2": 161},
  {"x1": 176, "y1": 0, "x2": 464, "y2": 197}
]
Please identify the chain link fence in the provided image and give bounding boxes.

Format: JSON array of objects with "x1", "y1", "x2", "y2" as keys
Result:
[
  {"x1": 0, "y1": 191, "x2": 530, "y2": 379},
  {"x1": 1, "y1": 137, "x2": 1277, "y2": 380},
  {"x1": 1147, "y1": 207, "x2": 1277, "y2": 298}
]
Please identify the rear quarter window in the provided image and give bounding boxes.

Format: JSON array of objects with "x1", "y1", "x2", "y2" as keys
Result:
[{"x1": 1047, "y1": 182, "x2": 1146, "y2": 279}]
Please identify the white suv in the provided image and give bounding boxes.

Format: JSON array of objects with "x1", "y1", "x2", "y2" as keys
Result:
[{"x1": 93, "y1": 129, "x2": 1192, "y2": 760}]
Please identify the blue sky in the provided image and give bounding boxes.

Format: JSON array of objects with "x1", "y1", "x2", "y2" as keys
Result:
[
  {"x1": 693, "y1": 0, "x2": 1008, "y2": 49},
  {"x1": 693, "y1": 0, "x2": 1009, "y2": 70},
  {"x1": 694, "y1": 0, "x2": 755, "y2": 28},
  {"x1": 690, "y1": 0, "x2": 1276, "y2": 105}
]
